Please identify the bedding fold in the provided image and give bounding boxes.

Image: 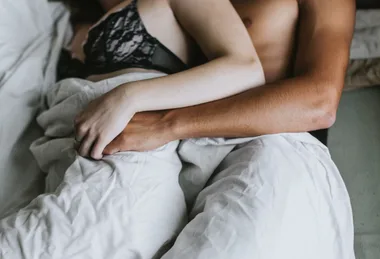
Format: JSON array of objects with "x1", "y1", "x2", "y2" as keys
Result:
[{"x1": 1, "y1": 72, "x2": 188, "y2": 259}]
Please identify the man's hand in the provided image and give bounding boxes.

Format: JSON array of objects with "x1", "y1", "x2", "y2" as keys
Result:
[{"x1": 103, "y1": 111, "x2": 176, "y2": 154}]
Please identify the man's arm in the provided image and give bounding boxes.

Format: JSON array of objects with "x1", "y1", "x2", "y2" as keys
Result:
[
  {"x1": 104, "y1": 0, "x2": 356, "y2": 153},
  {"x1": 164, "y1": 0, "x2": 355, "y2": 139}
]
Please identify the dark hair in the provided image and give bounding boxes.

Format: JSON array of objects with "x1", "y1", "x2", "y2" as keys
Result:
[{"x1": 61, "y1": 0, "x2": 104, "y2": 24}]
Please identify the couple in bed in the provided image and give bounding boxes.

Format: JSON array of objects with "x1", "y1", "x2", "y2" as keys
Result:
[{"x1": 0, "y1": 0, "x2": 356, "y2": 258}]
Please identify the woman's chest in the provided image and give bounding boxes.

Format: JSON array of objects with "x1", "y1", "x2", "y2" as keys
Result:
[{"x1": 69, "y1": 0, "x2": 195, "y2": 66}]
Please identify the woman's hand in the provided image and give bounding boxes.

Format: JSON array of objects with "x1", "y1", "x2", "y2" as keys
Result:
[{"x1": 75, "y1": 86, "x2": 136, "y2": 160}]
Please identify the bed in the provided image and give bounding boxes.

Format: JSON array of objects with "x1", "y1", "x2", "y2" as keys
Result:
[{"x1": 0, "y1": 0, "x2": 379, "y2": 256}]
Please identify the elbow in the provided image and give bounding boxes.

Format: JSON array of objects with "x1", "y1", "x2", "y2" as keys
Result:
[
  {"x1": 244, "y1": 56, "x2": 266, "y2": 87},
  {"x1": 222, "y1": 52, "x2": 266, "y2": 88},
  {"x1": 316, "y1": 104, "x2": 337, "y2": 129},
  {"x1": 229, "y1": 52, "x2": 266, "y2": 86},
  {"x1": 311, "y1": 82, "x2": 341, "y2": 129},
  {"x1": 253, "y1": 59, "x2": 266, "y2": 86}
]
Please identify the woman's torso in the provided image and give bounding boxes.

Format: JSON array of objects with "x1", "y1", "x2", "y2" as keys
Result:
[{"x1": 65, "y1": 0, "x2": 299, "y2": 83}]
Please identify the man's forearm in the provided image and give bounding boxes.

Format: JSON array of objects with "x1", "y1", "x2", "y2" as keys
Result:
[
  {"x1": 166, "y1": 74, "x2": 340, "y2": 139},
  {"x1": 165, "y1": 0, "x2": 353, "y2": 140}
]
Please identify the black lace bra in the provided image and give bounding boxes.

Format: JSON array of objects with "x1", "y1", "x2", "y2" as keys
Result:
[{"x1": 58, "y1": 0, "x2": 188, "y2": 80}]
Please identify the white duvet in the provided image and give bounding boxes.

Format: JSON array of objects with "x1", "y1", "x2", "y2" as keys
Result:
[
  {"x1": 0, "y1": 72, "x2": 257, "y2": 258},
  {"x1": 0, "y1": 73, "x2": 187, "y2": 258},
  {"x1": 0, "y1": 72, "x2": 355, "y2": 259},
  {"x1": 0, "y1": 1, "x2": 356, "y2": 258}
]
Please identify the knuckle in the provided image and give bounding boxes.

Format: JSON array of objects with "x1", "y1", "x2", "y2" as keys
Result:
[
  {"x1": 77, "y1": 124, "x2": 88, "y2": 136},
  {"x1": 88, "y1": 127, "x2": 99, "y2": 136}
]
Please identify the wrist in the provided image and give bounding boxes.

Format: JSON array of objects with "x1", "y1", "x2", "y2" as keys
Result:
[
  {"x1": 163, "y1": 109, "x2": 191, "y2": 140},
  {"x1": 122, "y1": 83, "x2": 142, "y2": 113}
]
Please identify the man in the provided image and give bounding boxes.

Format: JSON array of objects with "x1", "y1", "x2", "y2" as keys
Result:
[
  {"x1": 105, "y1": 0, "x2": 355, "y2": 150},
  {"x1": 103, "y1": 0, "x2": 356, "y2": 258}
]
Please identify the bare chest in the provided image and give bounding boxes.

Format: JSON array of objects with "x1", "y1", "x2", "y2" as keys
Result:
[{"x1": 232, "y1": 0, "x2": 299, "y2": 81}]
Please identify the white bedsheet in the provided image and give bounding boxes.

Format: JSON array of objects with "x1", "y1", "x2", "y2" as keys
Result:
[
  {"x1": 0, "y1": 0, "x2": 374, "y2": 220},
  {"x1": 0, "y1": 1, "x2": 356, "y2": 257},
  {"x1": 0, "y1": 72, "x2": 355, "y2": 259},
  {"x1": 1, "y1": 73, "x2": 187, "y2": 259},
  {"x1": 0, "y1": 0, "x2": 71, "y2": 218}
]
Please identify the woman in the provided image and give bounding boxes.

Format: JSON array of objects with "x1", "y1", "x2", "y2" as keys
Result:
[
  {"x1": 0, "y1": 1, "x2": 265, "y2": 258},
  {"x1": 60, "y1": 0, "x2": 265, "y2": 160}
]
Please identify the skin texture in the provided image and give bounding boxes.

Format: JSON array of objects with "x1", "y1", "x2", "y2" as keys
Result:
[
  {"x1": 74, "y1": 0, "x2": 265, "y2": 159},
  {"x1": 104, "y1": 0, "x2": 356, "y2": 154}
]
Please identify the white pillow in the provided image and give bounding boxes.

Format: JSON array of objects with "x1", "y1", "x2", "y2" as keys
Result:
[
  {"x1": 0, "y1": 0, "x2": 53, "y2": 79},
  {"x1": 0, "y1": 0, "x2": 70, "y2": 218}
]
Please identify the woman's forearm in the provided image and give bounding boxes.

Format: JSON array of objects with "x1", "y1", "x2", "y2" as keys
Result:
[{"x1": 124, "y1": 55, "x2": 265, "y2": 113}]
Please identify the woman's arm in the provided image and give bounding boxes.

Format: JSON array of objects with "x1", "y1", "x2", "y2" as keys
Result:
[
  {"x1": 162, "y1": 0, "x2": 356, "y2": 138},
  {"x1": 122, "y1": 0, "x2": 265, "y2": 112},
  {"x1": 102, "y1": 0, "x2": 356, "y2": 154},
  {"x1": 75, "y1": 0, "x2": 264, "y2": 159},
  {"x1": 153, "y1": 0, "x2": 356, "y2": 138}
]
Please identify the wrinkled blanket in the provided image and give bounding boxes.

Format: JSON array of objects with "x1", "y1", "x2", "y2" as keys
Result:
[{"x1": 0, "y1": 72, "x2": 254, "y2": 258}]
